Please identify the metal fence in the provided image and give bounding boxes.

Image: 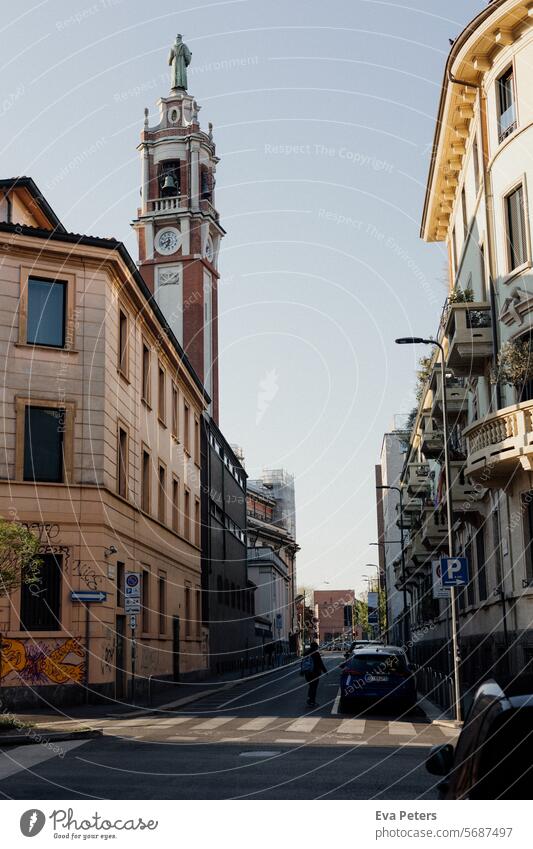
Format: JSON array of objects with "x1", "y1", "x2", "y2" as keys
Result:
[{"x1": 412, "y1": 663, "x2": 454, "y2": 713}]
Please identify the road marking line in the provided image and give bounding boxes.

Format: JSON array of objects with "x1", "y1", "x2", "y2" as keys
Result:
[
  {"x1": 192, "y1": 716, "x2": 236, "y2": 730},
  {"x1": 0, "y1": 740, "x2": 87, "y2": 781},
  {"x1": 275, "y1": 738, "x2": 306, "y2": 744},
  {"x1": 220, "y1": 737, "x2": 250, "y2": 742},
  {"x1": 439, "y1": 726, "x2": 460, "y2": 737},
  {"x1": 166, "y1": 735, "x2": 199, "y2": 742},
  {"x1": 337, "y1": 719, "x2": 366, "y2": 735},
  {"x1": 238, "y1": 717, "x2": 276, "y2": 731},
  {"x1": 285, "y1": 718, "x2": 321, "y2": 733},
  {"x1": 388, "y1": 722, "x2": 417, "y2": 736},
  {"x1": 331, "y1": 688, "x2": 341, "y2": 715}
]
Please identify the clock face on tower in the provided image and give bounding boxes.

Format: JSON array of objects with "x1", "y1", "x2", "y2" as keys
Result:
[
  {"x1": 205, "y1": 237, "x2": 213, "y2": 262},
  {"x1": 156, "y1": 228, "x2": 179, "y2": 255}
]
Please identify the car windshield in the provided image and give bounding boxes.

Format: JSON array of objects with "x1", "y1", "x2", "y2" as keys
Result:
[{"x1": 347, "y1": 654, "x2": 405, "y2": 674}]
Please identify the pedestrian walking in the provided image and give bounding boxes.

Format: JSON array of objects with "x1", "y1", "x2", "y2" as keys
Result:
[{"x1": 301, "y1": 641, "x2": 327, "y2": 707}]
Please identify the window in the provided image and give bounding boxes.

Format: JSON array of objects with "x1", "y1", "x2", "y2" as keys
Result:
[
  {"x1": 524, "y1": 493, "x2": 533, "y2": 585},
  {"x1": 118, "y1": 308, "x2": 129, "y2": 377},
  {"x1": 183, "y1": 401, "x2": 190, "y2": 454},
  {"x1": 172, "y1": 476, "x2": 180, "y2": 533},
  {"x1": 461, "y1": 186, "x2": 468, "y2": 240},
  {"x1": 117, "y1": 425, "x2": 128, "y2": 498},
  {"x1": 23, "y1": 406, "x2": 64, "y2": 483},
  {"x1": 142, "y1": 342, "x2": 151, "y2": 405},
  {"x1": 497, "y1": 67, "x2": 516, "y2": 143},
  {"x1": 473, "y1": 135, "x2": 480, "y2": 195},
  {"x1": 185, "y1": 586, "x2": 191, "y2": 637},
  {"x1": 20, "y1": 553, "x2": 62, "y2": 631},
  {"x1": 158, "y1": 462, "x2": 166, "y2": 524},
  {"x1": 184, "y1": 488, "x2": 191, "y2": 540},
  {"x1": 476, "y1": 526, "x2": 487, "y2": 601},
  {"x1": 142, "y1": 568, "x2": 150, "y2": 632},
  {"x1": 158, "y1": 575, "x2": 166, "y2": 634},
  {"x1": 505, "y1": 184, "x2": 527, "y2": 271},
  {"x1": 194, "y1": 497, "x2": 201, "y2": 547},
  {"x1": 492, "y1": 509, "x2": 503, "y2": 587},
  {"x1": 158, "y1": 364, "x2": 166, "y2": 423},
  {"x1": 194, "y1": 416, "x2": 200, "y2": 466},
  {"x1": 466, "y1": 539, "x2": 476, "y2": 607},
  {"x1": 171, "y1": 383, "x2": 178, "y2": 438},
  {"x1": 116, "y1": 561, "x2": 125, "y2": 608},
  {"x1": 141, "y1": 448, "x2": 151, "y2": 512},
  {"x1": 196, "y1": 589, "x2": 201, "y2": 637},
  {"x1": 452, "y1": 226, "x2": 458, "y2": 277},
  {"x1": 26, "y1": 277, "x2": 66, "y2": 348}
]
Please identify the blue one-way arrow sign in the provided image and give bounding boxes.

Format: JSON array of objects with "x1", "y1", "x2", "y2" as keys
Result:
[{"x1": 71, "y1": 590, "x2": 107, "y2": 603}]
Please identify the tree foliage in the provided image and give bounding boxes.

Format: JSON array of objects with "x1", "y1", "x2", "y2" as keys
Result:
[{"x1": 0, "y1": 518, "x2": 41, "y2": 597}]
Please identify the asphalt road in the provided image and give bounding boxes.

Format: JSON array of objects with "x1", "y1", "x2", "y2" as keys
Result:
[{"x1": 0, "y1": 654, "x2": 454, "y2": 800}]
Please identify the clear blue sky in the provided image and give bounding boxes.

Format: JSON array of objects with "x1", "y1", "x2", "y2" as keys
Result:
[{"x1": 2, "y1": 0, "x2": 484, "y2": 592}]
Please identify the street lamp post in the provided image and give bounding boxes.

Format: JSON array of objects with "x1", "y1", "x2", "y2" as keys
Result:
[
  {"x1": 376, "y1": 485, "x2": 409, "y2": 646},
  {"x1": 396, "y1": 336, "x2": 462, "y2": 723}
]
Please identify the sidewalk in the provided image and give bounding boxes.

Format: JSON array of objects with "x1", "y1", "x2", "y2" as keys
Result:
[{"x1": 1, "y1": 657, "x2": 301, "y2": 731}]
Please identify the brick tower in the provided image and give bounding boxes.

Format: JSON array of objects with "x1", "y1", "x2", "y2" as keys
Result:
[{"x1": 132, "y1": 37, "x2": 223, "y2": 421}]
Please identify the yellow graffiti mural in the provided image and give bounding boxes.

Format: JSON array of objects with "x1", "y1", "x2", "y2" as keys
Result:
[{"x1": 0, "y1": 637, "x2": 86, "y2": 685}]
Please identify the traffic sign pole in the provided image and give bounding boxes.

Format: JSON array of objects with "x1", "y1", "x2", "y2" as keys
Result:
[
  {"x1": 125, "y1": 573, "x2": 140, "y2": 704},
  {"x1": 438, "y1": 339, "x2": 462, "y2": 723}
]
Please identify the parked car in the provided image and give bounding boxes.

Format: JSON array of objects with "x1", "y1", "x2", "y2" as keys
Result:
[
  {"x1": 344, "y1": 639, "x2": 383, "y2": 659},
  {"x1": 339, "y1": 647, "x2": 417, "y2": 712},
  {"x1": 426, "y1": 677, "x2": 533, "y2": 799}
]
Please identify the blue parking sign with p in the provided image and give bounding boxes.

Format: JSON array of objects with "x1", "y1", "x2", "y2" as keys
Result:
[{"x1": 440, "y1": 557, "x2": 469, "y2": 587}]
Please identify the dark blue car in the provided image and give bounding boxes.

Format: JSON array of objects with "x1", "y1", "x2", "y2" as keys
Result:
[{"x1": 339, "y1": 647, "x2": 417, "y2": 712}]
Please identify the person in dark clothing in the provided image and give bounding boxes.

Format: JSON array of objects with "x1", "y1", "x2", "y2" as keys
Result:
[{"x1": 303, "y1": 641, "x2": 327, "y2": 707}]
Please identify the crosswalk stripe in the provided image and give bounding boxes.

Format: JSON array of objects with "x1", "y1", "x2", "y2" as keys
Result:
[
  {"x1": 388, "y1": 722, "x2": 416, "y2": 736},
  {"x1": 153, "y1": 718, "x2": 192, "y2": 727},
  {"x1": 285, "y1": 718, "x2": 321, "y2": 733},
  {"x1": 0, "y1": 740, "x2": 87, "y2": 780},
  {"x1": 337, "y1": 719, "x2": 366, "y2": 735},
  {"x1": 238, "y1": 717, "x2": 276, "y2": 731},
  {"x1": 193, "y1": 716, "x2": 236, "y2": 730}
]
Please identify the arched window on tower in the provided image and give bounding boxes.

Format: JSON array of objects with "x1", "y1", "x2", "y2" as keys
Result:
[
  {"x1": 200, "y1": 166, "x2": 211, "y2": 200},
  {"x1": 158, "y1": 160, "x2": 181, "y2": 197}
]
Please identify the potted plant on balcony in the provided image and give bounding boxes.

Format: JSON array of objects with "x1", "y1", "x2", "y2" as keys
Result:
[
  {"x1": 495, "y1": 338, "x2": 533, "y2": 388},
  {"x1": 448, "y1": 285, "x2": 474, "y2": 304},
  {"x1": 415, "y1": 355, "x2": 434, "y2": 402}
]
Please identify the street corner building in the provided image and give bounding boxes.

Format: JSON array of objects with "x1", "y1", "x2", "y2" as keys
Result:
[
  {"x1": 377, "y1": 0, "x2": 533, "y2": 712},
  {"x1": 0, "y1": 52, "x2": 237, "y2": 707}
]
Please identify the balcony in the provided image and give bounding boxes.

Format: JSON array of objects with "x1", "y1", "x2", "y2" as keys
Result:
[
  {"x1": 396, "y1": 495, "x2": 423, "y2": 529},
  {"x1": 464, "y1": 399, "x2": 533, "y2": 485},
  {"x1": 444, "y1": 303, "x2": 493, "y2": 375},
  {"x1": 247, "y1": 546, "x2": 289, "y2": 576},
  {"x1": 200, "y1": 197, "x2": 219, "y2": 219},
  {"x1": 421, "y1": 506, "x2": 448, "y2": 550},
  {"x1": 146, "y1": 195, "x2": 187, "y2": 213},
  {"x1": 432, "y1": 375, "x2": 469, "y2": 419},
  {"x1": 420, "y1": 415, "x2": 444, "y2": 459},
  {"x1": 405, "y1": 463, "x2": 432, "y2": 497}
]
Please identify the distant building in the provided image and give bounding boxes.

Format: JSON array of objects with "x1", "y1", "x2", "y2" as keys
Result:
[
  {"x1": 313, "y1": 590, "x2": 355, "y2": 645},
  {"x1": 375, "y1": 431, "x2": 407, "y2": 645},
  {"x1": 246, "y1": 468, "x2": 299, "y2": 654}
]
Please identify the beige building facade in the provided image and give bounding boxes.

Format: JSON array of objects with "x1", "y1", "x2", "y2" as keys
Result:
[
  {"x1": 389, "y1": 0, "x2": 533, "y2": 708},
  {"x1": 0, "y1": 178, "x2": 208, "y2": 707}
]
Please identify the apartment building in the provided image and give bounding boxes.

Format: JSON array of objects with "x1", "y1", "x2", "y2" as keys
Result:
[
  {"x1": 375, "y1": 431, "x2": 406, "y2": 645},
  {"x1": 388, "y1": 0, "x2": 533, "y2": 705},
  {"x1": 0, "y1": 177, "x2": 208, "y2": 707},
  {"x1": 246, "y1": 468, "x2": 299, "y2": 654}
]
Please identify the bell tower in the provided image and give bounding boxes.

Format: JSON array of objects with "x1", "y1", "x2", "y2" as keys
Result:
[{"x1": 132, "y1": 36, "x2": 223, "y2": 422}]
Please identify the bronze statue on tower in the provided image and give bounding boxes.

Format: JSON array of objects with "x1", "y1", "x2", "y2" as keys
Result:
[{"x1": 168, "y1": 34, "x2": 191, "y2": 91}]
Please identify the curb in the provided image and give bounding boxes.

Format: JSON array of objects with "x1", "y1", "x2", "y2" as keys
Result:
[{"x1": 0, "y1": 728, "x2": 103, "y2": 749}]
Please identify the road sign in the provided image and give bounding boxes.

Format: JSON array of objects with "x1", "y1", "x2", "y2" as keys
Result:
[
  {"x1": 432, "y1": 560, "x2": 451, "y2": 599},
  {"x1": 129, "y1": 614, "x2": 137, "y2": 630},
  {"x1": 440, "y1": 557, "x2": 469, "y2": 587},
  {"x1": 71, "y1": 591, "x2": 107, "y2": 603},
  {"x1": 125, "y1": 597, "x2": 141, "y2": 614},
  {"x1": 125, "y1": 572, "x2": 141, "y2": 597}
]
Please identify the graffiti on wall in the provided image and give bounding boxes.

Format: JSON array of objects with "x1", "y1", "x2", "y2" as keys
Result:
[
  {"x1": 72, "y1": 560, "x2": 103, "y2": 590},
  {"x1": 0, "y1": 637, "x2": 85, "y2": 685}
]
